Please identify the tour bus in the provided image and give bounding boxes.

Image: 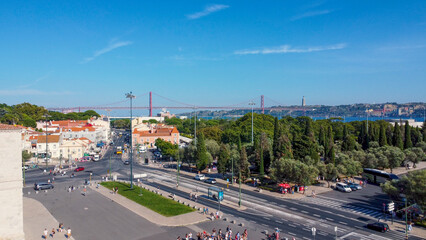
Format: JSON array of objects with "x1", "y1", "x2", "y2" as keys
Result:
[{"x1": 362, "y1": 168, "x2": 399, "y2": 184}]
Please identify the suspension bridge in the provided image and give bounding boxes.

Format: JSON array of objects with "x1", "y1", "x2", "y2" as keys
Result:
[{"x1": 47, "y1": 91, "x2": 311, "y2": 116}]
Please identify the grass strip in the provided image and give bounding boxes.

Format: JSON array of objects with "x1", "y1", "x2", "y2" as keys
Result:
[{"x1": 100, "y1": 181, "x2": 194, "y2": 217}]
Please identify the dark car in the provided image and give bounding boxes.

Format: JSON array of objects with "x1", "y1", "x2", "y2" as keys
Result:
[
  {"x1": 74, "y1": 167, "x2": 85, "y2": 172},
  {"x1": 34, "y1": 182, "x2": 54, "y2": 190},
  {"x1": 124, "y1": 161, "x2": 130, "y2": 165},
  {"x1": 347, "y1": 183, "x2": 362, "y2": 191},
  {"x1": 366, "y1": 222, "x2": 389, "y2": 232},
  {"x1": 204, "y1": 178, "x2": 217, "y2": 184}
]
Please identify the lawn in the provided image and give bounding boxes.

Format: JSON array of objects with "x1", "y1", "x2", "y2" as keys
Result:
[{"x1": 100, "y1": 181, "x2": 194, "y2": 217}]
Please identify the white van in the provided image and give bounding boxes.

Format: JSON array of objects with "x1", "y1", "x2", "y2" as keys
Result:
[
  {"x1": 139, "y1": 146, "x2": 147, "y2": 153},
  {"x1": 93, "y1": 154, "x2": 100, "y2": 161},
  {"x1": 336, "y1": 183, "x2": 352, "y2": 192}
]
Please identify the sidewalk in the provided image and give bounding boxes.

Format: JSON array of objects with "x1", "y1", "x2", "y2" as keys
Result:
[
  {"x1": 90, "y1": 183, "x2": 211, "y2": 226},
  {"x1": 390, "y1": 161, "x2": 426, "y2": 175},
  {"x1": 23, "y1": 197, "x2": 75, "y2": 240},
  {"x1": 387, "y1": 219, "x2": 426, "y2": 239}
]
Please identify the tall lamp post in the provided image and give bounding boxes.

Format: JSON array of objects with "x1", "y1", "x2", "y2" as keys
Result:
[
  {"x1": 194, "y1": 107, "x2": 197, "y2": 145},
  {"x1": 249, "y1": 101, "x2": 255, "y2": 144},
  {"x1": 126, "y1": 92, "x2": 135, "y2": 188},
  {"x1": 43, "y1": 114, "x2": 50, "y2": 169}
]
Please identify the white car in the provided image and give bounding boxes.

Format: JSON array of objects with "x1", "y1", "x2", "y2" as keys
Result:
[
  {"x1": 336, "y1": 183, "x2": 352, "y2": 192},
  {"x1": 194, "y1": 174, "x2": 205, "y2": 180}
]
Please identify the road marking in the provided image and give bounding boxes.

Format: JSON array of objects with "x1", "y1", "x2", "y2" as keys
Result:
[
  {"x1": 301, "y1": 210, "x2": 309, "y2": 214},
  {"x1": 318, "y1": 231, "x2": 328, "y2": 236},
  {"x1": 261, "y1": 223, "x2": 268, "y2": 227},
  {"x1": 263, "y1": 217, "x2": 270, "y2": 220},
  {"x1": 275, "y1": 220, "x2": 283, "y2": 224},
  {"x1": 288, "y1": 232, "x2": 296, "y2": 236},
  {"x1": 281, "y1": 219, "x2": 288, "y2": 222},
  {"x1": 303, "y1": 237, "x2": 310, "y2": 240},
  {"x1": 339, "y1": 221, "x2": 348, "y2": 225},
  {"x1": 288, "y1": 224, "x2": 297, "y2": 228},
  {"x1": 290, "y1": 207, "x2": 298, "y2": 211},
  {"x1": 313, "y1": 214, "x2": 321, "y2": 217},
  {"x1": 326, "y1": 217, "x2": 334, "y2": 221}
]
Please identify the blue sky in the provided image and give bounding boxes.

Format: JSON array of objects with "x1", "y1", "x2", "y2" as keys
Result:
[{"x1": 0, "y1": 0, "x2": 425, "y2": 111}]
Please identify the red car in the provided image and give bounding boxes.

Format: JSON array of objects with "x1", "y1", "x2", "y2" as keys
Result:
[{"x1": 74, "y1": 167, "x2": 85, "y2": 172}]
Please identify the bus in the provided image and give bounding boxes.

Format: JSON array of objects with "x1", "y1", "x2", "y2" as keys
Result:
[{"x1": 362, "y1": 168, "x2": 399, "y2": 184}]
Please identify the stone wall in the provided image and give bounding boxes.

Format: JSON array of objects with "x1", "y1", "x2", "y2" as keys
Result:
[{"x1": 0, "y1": 127, "x2": 25, "y2": 240}]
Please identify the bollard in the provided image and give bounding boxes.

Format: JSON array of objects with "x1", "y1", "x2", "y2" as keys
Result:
[
  {"x1": 263, "y1": 230, "x2": 268, "y2": 235},
  {"x1": 223, "y1": 217, "x2": 228, "y2": 221},
  {"x1": 239, "y1": 223, "x2": 244, "y2": 227}
]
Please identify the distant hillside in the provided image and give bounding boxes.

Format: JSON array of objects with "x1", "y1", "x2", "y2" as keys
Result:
[{"x1": 178, "y1": 102, "x2": 426, "y2": 119}]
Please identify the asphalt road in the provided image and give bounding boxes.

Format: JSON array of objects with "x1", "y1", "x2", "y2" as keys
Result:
[{"x1": 25, "y1": 131, "x2": 422, "y2": 240}]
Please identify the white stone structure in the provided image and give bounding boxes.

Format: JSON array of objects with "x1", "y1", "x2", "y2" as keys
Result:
[{"x1": 0, "y1": 124, "x2": 25, "y2": 239}]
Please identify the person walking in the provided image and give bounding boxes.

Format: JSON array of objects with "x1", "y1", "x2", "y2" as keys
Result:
[
  {"x1": 51, "y1": 228, "x2": 55, "y2": 238},
  {"x1": 43, "y1": 228, "x2": 48, "y2": 239},
  {"x1": 67, "y1": 227, "x2": 71, "y2": 239}
]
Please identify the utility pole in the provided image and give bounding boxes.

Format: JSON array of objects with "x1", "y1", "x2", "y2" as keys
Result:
[
  {"x1": 238, "y1": 171, "x2": 242, "y2": 207},
  {"x1": 43, "y1": 114, "x2": 50, "y2": 169},
  {"x1": 126, "y1": 92, "x2": 135, "y2": 188},
  {"x1": 231, "y1": 157, "x2": 234, "y2": 185},
  {"x1": 194, "y1": 107, "x2": 197, "y2": 145},
  {"x1": 109, "y1": 154, "x2": 112, "y2": 179},
  {"x1": 405, "y1": 196, "x2": 408, "y2": 240},
  {"x1": 177, "y1": 150, "x2": 180, "y2": 188},
  {"x1": 249, "y1": 101, "x2": 255, "y2": 144}
]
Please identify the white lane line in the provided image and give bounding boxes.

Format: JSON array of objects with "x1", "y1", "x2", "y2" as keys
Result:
[
  {"x1": 317, "y1": 231, "x2": 328, "y2": 236},
  {"x1": 264, "y1": 217, "x2": 270, "y2": 220},
  {"x1": 275, "y1": 220, "x2": 283, "y2": 224},
  {"x1": 313, "y1": 214, "x2": 321, "y2": 217},
  {"x1": 288, "y1": 224, "x2": 297, "y2": 228},
  {"x1": 301, "y1": 210, "x2": 309, "y2": 214},
  {"x1": 326, "y1": 217, "x2": 334, "y2": 221},
  {"x1": 303, "y1": 237, "x2": 310, "y2": 240},
  {"x1": 290, "y1": 207, "x2": 298, "y2": 211},
  {"x1": 281, "y1": 219, "x2": 288, "y2": 222},
  {"x1": 339, "y1": 221, "x2": 348, "y2": 225},
  {"x1": 288, "y1": 232, "x2": 297, "y2": 236}
]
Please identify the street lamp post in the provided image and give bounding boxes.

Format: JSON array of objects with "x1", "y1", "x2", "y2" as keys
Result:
[
  {"x1": 126, "y1": 92, "x2": 135, "y2": 188},
  {"x1": 177, "y1": 150, "x2": 180, "y2": 188},
  {"x1": 238, "y1": 171, "x2": 242, "y2": 207},
  {"x1": 249, "y1": 101, "x2": 255, "y2": 144},
  {"x1": 194, "y1": 107, "x2": 197, "y2": 145},
  {"x1": 43, "y1": 114, "x2": 50, "y2": 169}
]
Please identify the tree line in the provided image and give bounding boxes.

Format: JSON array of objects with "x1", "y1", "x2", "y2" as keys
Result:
[
  {"x1": 0, "y1": 103, "x2": 100, "y2": 128},
  {"x1": 162, "y1": 114, "x2": 426, "y2": 186}
]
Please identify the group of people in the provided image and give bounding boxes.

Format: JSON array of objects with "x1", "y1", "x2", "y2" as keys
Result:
[
  {"x1": 189, "y1": 192, "x2": 198, "y2": 202},
  {"x1": 177, "y1": 227, "x2": 248, "y2": 240},
  {"x1": 42, "y1": 223, "x2": 71, "y2": 239}
]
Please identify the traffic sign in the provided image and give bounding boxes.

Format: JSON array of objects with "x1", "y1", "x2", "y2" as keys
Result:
[{"x1": 387, "y1": 202, "x2": 395, "y2": 212}]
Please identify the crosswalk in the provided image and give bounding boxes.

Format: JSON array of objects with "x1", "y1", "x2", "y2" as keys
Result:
[{"x1": 300, "y1": 195, "x2": 384, "y2": 219}]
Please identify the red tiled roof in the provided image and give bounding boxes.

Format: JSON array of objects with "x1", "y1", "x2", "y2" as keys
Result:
[
  {"x1": 37, "y1": 135, "x2": 60, "y2": 143},
  {"x1": 0, "y1": 123, "x2": 22, "y2": 130}
]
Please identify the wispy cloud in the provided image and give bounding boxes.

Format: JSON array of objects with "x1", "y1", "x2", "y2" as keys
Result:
[
  {"x1": 18, "y1": 71, "x2": 53, "y2": 88},
  {"x1": 186, "y1": 4, "x2": 229, "y2": 20},
  {"x1": 0, "y1": 89, "x2": 72, "y2": 96},
  {"x1": 291, "y1": 10, "x2": 332, "y2": 21},
  {"x1": 234, "y1": 43, "x2": 347, "y2": 55},
  {"x1": 81, "y1": 39, "x2": 133, "y2": 63}
]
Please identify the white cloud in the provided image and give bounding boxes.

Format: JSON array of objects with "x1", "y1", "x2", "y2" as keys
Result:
[
  {"x1": 291, "y1": 10, "x2": 332, "y2": 21},
  {"x1": 234, "y1": 43, "x2": 347, "y2": 55},
  {"x1": 81, "y1": 40, "x2": 133, "y2": 63},
  {"x1": 0, "y1": 89, "x2": 72, "y2": 96},
  {"x1": 186, "y1": 4, "x2": 229, "y2": 20},
  {"x1": 18, "y1": 71, "x2": 53, "y2": 88}
]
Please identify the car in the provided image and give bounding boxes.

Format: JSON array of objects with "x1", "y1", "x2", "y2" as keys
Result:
[
  {"x1": 124, "y1": 161, "x2": 130, "y2": 165},
  {"x1": 366, "y1": 222, "x2": 390, "y2": 233},
  {"x1": 336, "y1": 183, "x2": 352, "y2": 192},
  {"x1": 204, "y1": 178, "x2": 217, "y2": 184},
  {"x1": 347, "y1": 183, "x2": 362, "y2": 191},
  {"x1": 34, "y1": 182, "x2": 54, "y2": 190},
  {"x1": 74, "y1": 167, "x2": 85, "y2": 172},
  {"x1": 153, "y1": 151, "x2": 161, "y2": 157},
  {"x1": 194, "y1": 174, "x2": 205, "y2": 180},
  {"x1": 22, "y1": 165, "x2": 29, "y2": 170}
]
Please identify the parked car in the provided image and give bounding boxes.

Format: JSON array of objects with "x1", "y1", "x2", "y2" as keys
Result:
[
  {"x1": 204, "y1": 178, "x2": 217, "y2": 184},
  {"x1": 22, "y1": 165, "x2": 29, "y2": 170},
  {"x1": 194, "y1": 174, "x2": 205, "y2": 180},
  {"x1": 124, "y1": 161, "x2": 130, "y2": 165},
  {"x1": 366, "y1": 222, "x2": 389, "y2": 232},
  {"x1": 336, "y1": 183, "x2": 352, "y2": 192},
  {"x1": 347, "y1": 183, "x2": 362, "y2": 191},
  {"x1": 74, "y1": 167, "x2": 85, "y2": 172},
  {"x1": 34, "y1": 182, "x2": 54, "y2": 190}
]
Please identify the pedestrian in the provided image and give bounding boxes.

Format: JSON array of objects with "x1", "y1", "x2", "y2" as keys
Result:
[
  {"x1": 59, "y1": 223, "x2": 64, "y2": 232},
  {"x1": 43, "y1": 228, "x2": 48, "y2": 239},
  {"x1": 51, "y1": 228, "x2": 55, "y2": 238},
  {"x1": 189, "y1": 192, "x2": 192, "y2": 200},
  {"x1": 67, "y1": 227, "x2": 71, "y2": 239},
  {"x1": 116, "y1": 187, "x2": 119, "y2": 194},
  {"x1": 83, "y1": 186, "x2": 87, "y2": 196}
]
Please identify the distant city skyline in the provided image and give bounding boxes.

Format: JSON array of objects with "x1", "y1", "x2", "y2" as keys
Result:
[{"x1": 0, "y1": 1, "x2": 425, "y2": 107}]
